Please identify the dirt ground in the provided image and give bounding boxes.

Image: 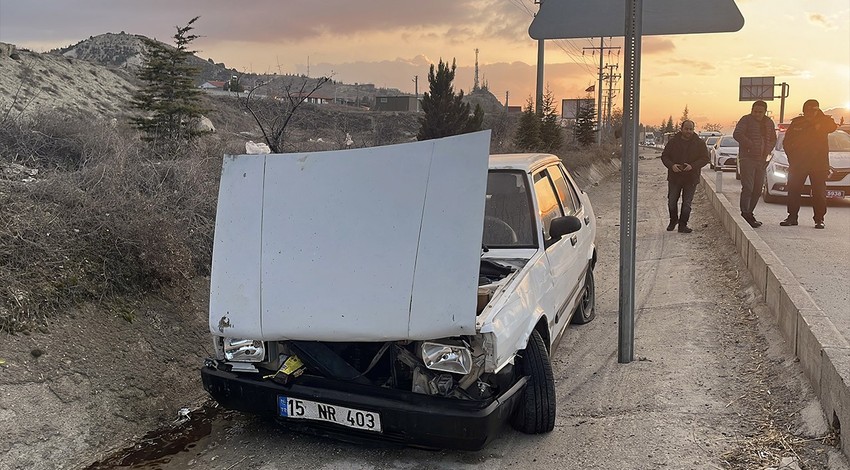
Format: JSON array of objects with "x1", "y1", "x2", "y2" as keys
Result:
[{"x1": 1, "y1": 149, "x2": 849, "y2": 469}]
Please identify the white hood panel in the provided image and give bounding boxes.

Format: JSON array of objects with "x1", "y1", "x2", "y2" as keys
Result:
[{"x1": 210, "y1": 132, "x2": 491, "y2": 341}]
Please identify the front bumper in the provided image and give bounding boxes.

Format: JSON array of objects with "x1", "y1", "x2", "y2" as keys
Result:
[
  {"x1": 716, "y1": 156, "x2": 737, "y2": 170},
  {"x1": 201, "y1": 361, "x2": 527, "y2": 450}
]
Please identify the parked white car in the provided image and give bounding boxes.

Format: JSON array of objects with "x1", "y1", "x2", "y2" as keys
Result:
[
  {"x1": 710, "y1": 135, "x2": 739, "y2": 172},
  {"x1": 201, "y1": 132, "x2": 598, "y2": 450},
  {"x1": 763, "y1": 129, "x2": 850, "y2": 203}
]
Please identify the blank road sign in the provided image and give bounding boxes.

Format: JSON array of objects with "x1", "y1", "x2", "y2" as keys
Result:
[
  {"x1": 529, "y1": 0, "x2": 744, "y2": 39},
  {"x1": 739, "y1": 76, "x2": 775, "y2": 101}
]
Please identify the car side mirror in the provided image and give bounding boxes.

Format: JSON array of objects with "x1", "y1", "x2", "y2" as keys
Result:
[{"x1": 548, "y1": 215, "x2": 583, "y2": 241}]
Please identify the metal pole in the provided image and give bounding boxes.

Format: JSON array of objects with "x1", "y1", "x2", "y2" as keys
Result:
[
  {"x1": 597, "y1": 37, "x2": 604, "y2": 145},
  {"x1": 779, "y1": 82, "x2": 789, "y2": 124},
  {"x1": 536, "y1": 39, "x2": 545, "y2": 114},
  {"x1": 618, "y1": 0, "x2": 642, "y2": 364}
]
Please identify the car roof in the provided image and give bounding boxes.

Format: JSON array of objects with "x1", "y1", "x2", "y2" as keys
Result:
[{"x1": 489, "y1": 153, "x2": 561, "y2": 172}]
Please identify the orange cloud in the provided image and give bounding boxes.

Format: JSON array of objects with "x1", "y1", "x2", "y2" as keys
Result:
[{"x1": 807, "y1": 12, "x2": 836, "y2": 29}]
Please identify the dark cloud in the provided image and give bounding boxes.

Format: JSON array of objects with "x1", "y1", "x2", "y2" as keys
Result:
[{"x1": 0, "y1": 0, "x2": 533, "y2": 47}]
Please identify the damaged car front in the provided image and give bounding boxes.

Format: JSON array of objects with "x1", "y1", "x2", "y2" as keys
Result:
[{"x1": 201, "y1": 132, "x2": 597, "y2": 449}]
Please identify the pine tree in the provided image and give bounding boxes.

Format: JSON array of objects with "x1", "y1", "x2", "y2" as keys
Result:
[
  {"x1": 514, "y1": 98, "x2": 542, "y2": 151},
  {"x1": 131, "y1": 17, "x2": 208, "y2": 151},
  {"x1": 665, "y1": 116, "x2": 675, "y2": 133},
  {"x1": 539, "y1": 87, "x2": 563, "y2": 153},
  {"x1": 417, "y1": 58, "x2": 483, "y2": 140},
  {"x1": 574, "y1": 101, "x2": 597, "y2": 146}
]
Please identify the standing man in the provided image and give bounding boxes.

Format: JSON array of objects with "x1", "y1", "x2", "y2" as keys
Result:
[
  {"x1": 733, "y1": 100, "x2": 776, "y2": 228},
  {"x1": 661, "y1": 120, "x2": 710, "y2": 233},
  {"x1": 779, "y1": 99, "x2": 838, "y2": 229}
]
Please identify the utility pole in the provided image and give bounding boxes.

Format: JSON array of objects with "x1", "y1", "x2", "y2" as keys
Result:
[
  {"x1": 474, "y1": 48, "x2": 480, "y2": 91},
  {"x1": 535, "y1": 1, "x2": 544, "y2": 115},
  {"x1": 584, "y1": 38, "x2": 619, "y2": 145},
  {"x1": 604, "y1": 63, "x2": 621, "y2": 135},
  {"x1": 505, "y1": 90, "x2": 510, "y2": 109},
  {"x1": 413, "y1": 75, "x2": 419, "y2": 98}
]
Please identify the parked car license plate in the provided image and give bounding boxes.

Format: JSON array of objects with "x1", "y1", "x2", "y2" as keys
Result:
[
  {"x1": 278, "y1": 396, "x2": 382, "y2": 432},
  {"x1": 826, "y1": 189, "x2": 845, "y2": 198}
]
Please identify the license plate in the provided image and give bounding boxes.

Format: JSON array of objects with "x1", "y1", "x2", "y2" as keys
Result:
[
  {"x1": 826, "y1": 189, "x2": 845, "y2": 198},
  {"x1": 279, "y1": 396, "x2": 382, "y2": 432}
]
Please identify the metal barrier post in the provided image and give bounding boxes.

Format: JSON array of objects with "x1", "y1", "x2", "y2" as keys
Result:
[{"x1": 715, "y1": 166, "x2": 723, "y2": 193}]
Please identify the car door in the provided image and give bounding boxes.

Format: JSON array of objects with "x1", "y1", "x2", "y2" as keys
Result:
[{"x1": 532, "y1": 167, "x2": 581, "y2": 334}]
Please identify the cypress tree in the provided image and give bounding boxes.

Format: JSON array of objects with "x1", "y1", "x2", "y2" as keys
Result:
[
  {"x1": 417, "y1": 58, "x2": 482, "y2": 141},
  {"x1": 131, "y1": 16, "x2": 208, "y2": 152},
  {"x1": 574, "y1": 101, "x2": 597, "y2": 146},
  {"x1": 514, "y1": 98, "x2": 542, "y2": 151}
]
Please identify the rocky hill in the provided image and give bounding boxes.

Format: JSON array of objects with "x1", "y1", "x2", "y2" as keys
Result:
[{"x1": 0, "y1": 41, "x2": 137, "y2": 118}]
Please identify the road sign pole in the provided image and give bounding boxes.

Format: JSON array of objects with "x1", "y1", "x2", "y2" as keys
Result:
[{"x1": 618, "y1": 0, "x2": 642, "y2": 364}]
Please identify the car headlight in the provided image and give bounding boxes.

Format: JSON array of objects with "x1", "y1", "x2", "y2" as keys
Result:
[
  {"x1": 772, "y1": 163, "x2": 788, "y2": 179},
  {"x1": 222, "y1": 337, "x2": 265, "y2": 362},
  {"x1": 421, "y1": 342, "x2": 472, "y2": 375}
]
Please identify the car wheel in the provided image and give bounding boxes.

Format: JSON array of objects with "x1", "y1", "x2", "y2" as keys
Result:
[
  {"x1": 511, "y1": 329, "x2": 555, "y2": 434},
  {"x1": 571, "y1": 268, "x2": 596, "y2": 324},
  {"x1": 762, "y1": 184, "x2": 782, "y2": 204}
]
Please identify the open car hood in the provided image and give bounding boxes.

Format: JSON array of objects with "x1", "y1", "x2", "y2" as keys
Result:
[{"x1": 210, "y1": 131, "x2": 491, "y2": 341}]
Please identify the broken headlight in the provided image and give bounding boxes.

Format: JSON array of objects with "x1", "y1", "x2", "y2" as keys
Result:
[
  {"x1": 220, "y1": 337, "x2": 265, "y2": 362},
  {"x1": 420, "y1": 342, "x2": 472, "y2": 375}
]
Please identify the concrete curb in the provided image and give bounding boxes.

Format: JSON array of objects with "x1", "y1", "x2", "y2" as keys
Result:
[{"x1": 700, "y1": 171, "x2": 850, "y2": 453}]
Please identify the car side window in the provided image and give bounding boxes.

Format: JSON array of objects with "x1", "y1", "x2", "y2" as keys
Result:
[
  {"x1": 533, "y1": 171, "x2": 564, "y2": 241},
  {"x1": 548, "y1": 165, "x2": 579, "y2": 216}
]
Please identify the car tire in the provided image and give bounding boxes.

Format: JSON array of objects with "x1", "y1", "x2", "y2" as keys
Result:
[
  {"x1": 511, "y1": 329, "x2": 555, "y2": 434},
  {"x1": 571, "y1": 268, "x2": 596, "y2": 324},
  {"x1": 762, "y1": 184, "x2": 782, "y2": 204}
]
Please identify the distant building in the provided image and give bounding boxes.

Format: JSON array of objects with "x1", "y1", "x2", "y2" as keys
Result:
[
  {"x1": 506, "y1": 105, "x2": 522, "y2": 114},
  {"x1": 373, "y1": 95, "x2": 420, "y2": 112},
  {"x1": 199, "y1": 80, "x2": 226, "y2": 89}
]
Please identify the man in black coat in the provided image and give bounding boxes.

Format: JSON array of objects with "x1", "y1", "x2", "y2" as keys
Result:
[
  {"x1": 779, "y1": 99, "x2": 838, "y2": 229},
  {"x1": 661, "y1": 120, "x2": 710, "y2": 233},
  {"x1": 733, "y1": 100, "x2": 776, "y2": 228}
]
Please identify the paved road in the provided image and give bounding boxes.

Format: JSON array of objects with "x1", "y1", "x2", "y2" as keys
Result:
[{"x1": 705, "y1": 167, "x2": 850, "y2": 339}]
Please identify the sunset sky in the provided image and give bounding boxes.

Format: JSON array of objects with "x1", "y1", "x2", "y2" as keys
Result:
[{"x1": 1, "y1": 0, "x2": 848, "y2": 131}]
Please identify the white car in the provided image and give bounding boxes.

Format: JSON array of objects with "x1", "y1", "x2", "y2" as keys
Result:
[
  {"x1": 704, "y1": 135, "x2": 721, "y2": 164},
  {"x1": 763, "y1": 129, "x2": 850, "y2": 203},
  {"x1": 710, "y1": 135, "x2": 739, "y2": 172},
  {"x1": 201, "y1": 132, "x2": 598, "y2": 450}
]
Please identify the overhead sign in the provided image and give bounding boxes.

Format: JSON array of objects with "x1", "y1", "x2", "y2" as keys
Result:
[
  {"x1": 529, "y1": 0, "x2": 744, "y2": 39},
  {"x1": 739, "y1": 76, "x2": 775, "y2": 101},
  {"x1": 562, "y1": 98, "x2": 595, "y2": 119}
]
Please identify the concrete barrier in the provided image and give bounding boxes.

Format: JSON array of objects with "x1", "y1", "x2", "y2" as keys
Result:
[{"x1": 700, "y1": 172, "x2": 850, "y2": 457}]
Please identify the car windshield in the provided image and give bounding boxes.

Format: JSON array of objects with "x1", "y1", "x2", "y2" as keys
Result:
[
  {"x1": 483, "y1": 171, "x2": 536, "y2": 248},
  {"x1": 829, "y1": 131, "x2": 850, "y2": 151},
  {"x1": 719, "y1": 137, "x2": 738, "y2": 147},
  {"x1": 776, "y1": 131, "x2": 850, "y2": 152}
]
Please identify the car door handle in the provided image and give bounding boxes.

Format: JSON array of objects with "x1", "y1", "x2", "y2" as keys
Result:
[{"x1": 570, "y1": 235, "x2": 578, "y2": 246}]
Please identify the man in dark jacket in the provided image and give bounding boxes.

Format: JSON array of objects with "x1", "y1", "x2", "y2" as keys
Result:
[
  {"x1": 661, "y1": 120, "x2": 710, "y2": 233},
  {"x1": 779, "y1": 99, "x2": 838, "y2": 229},
  {"x1": 733, "y1": 100, "x2": 776, "y2": 227}
]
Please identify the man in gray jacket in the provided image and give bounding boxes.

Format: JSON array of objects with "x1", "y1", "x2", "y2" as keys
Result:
[{"x1": 733, "y1": 100, "x2": 776, "y2": 227}]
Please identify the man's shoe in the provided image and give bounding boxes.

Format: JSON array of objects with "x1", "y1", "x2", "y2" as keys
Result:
[
  {"x1": 815, "y1": 221, "x2": 825, "y2": 229},
  {"x1": 678, "y1": 225, "x2": 693, "y2": 233},
  {"x1": 779, "y1": 217, "x2": 798, "y2": 226},
  {"x1": 666, "y1": 220, "x2": 678, "y2": 231}
]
